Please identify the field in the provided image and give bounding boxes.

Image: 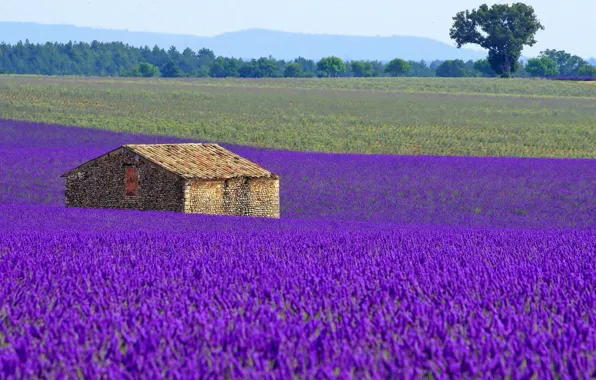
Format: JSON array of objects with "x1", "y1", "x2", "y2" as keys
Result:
[
  {"x1": 0, "y1": 75, "x2": 595, "y2": 378},
  {"x1": 0, "y1": 76, "x2": 595, "y2": 157}
]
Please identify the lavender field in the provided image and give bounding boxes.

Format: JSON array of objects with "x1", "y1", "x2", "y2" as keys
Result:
[{"x1": 1, "y1": 119, "x2": 596, "y2": 378}]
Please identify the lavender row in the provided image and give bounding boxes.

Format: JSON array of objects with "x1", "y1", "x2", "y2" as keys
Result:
[
  {"x1": 1, "y1": 119, "x2": 594, "y2": 229},
  {"x1": 1, "y1": 228, "x2": 595, "y2": 378}
]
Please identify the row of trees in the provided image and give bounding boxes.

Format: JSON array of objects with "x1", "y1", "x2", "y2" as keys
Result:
[
  {"x1": 0, "y1": 4, "x2": 594, "y2": 79},
  {"x1": 0, "y1": 40, "x2": 454, "y2": 78},
  {"x1": 524, "y1": 50, "x2": 596, "y2": 77},
  {"x1": 0, "y1": 40, "x2": 592, "y2": 79}
]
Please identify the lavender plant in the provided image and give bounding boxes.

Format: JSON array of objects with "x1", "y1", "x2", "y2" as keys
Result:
[{"x1": 1, "y1": 229, "x2": 595, "y2": 378}]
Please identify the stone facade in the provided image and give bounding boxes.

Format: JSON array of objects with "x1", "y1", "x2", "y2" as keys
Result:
[
  {"x1": 64, "y1": 148, "x2": 186, "y2": 212},
  {"x1": 184, "y1": 180, "x2": 225, "y2": 215},
  {"x1": 247, "y1": 178, "x2": 280, "y2": 218},
  {"x1": 63, "y1": 146, "x2": 281, "y2": 218},
  {"x1": 184, "y1": 177, "x2": 280, "y2": 218}
]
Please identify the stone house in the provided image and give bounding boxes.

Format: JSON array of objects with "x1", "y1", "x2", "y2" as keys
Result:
[{"x1": 60, "y1": 143, "x2": 280, "y2": 218}]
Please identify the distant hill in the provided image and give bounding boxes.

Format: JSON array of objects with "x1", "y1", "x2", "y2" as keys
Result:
[
  {"x1": 0, "y1": 21, "x2": 488, "y2": 62},
  {"x1": 589, "y1": 58, "x2": 596, "y2": 65}
]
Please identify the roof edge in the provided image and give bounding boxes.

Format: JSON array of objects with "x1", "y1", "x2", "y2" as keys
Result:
[
  {"x1": 60, "y1": 143, "x2": 280, "y2": 180},
  {"x1": 126, "y1": 143, "x2": 278, "y2": 179},
  {"x1": 59, "y1": 146, "x2": 123, "y2": 178}
]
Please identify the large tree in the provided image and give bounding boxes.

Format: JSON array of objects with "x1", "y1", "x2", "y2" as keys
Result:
[
  {"x1": 435, "y1": 59, "x2": 472, "y2": 77},
  {"x1": 160, "y1": 60, "x2": 183, "y2": 78},
  {"x1": 538, "y1": 49, "x2": 587, "y2": 76},
  {"x1": 449, "y1": 3, "x2": 544, "y2": 78},
  {"x1": 134, "y1": 62, "x2": 160, "y2": 77},
  {"x1": 384, "y1": 58, "x2": 411, "y2": 77},
  {"x1": 577, "y1": 65, "x2": 596, "y2": 77},
  {"x1": 524, "y1": 57, "x2": 559, "y2": 77},
  {"x1": 283, "y1": 62, "x2": 303, "y2": 78},
  {"x1": 350, "y1": 61, "x2": 372, "y2": 77},
  {"x1": 316, "y1": 56, "x2": 346, "y2": 77}
]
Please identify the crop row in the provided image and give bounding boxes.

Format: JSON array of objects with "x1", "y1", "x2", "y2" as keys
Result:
[
  {"x1": 6, "y1": 75, "x2": 596, "y2": 97},
  {"x1": 0, "y1": 77, "x2": 594, "y2": 157},
  {"x1": 1, "y1": 228, "x2": 595, "y2": 378},
  {"x1": 1, "y1": 120, "x2": 594, "y2": 229}
]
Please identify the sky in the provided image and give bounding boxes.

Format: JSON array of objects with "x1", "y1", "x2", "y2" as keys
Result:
[{"x1": 1, "y1": 0, "x2": 594, "y2": 58}]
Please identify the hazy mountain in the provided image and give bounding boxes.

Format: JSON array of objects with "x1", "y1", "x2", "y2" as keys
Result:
[
  {"x1": 0, "y1": 21, "x2": 489, "y2": 62},
  {"x1": 589, "y1": 58, "x2": 596, "y2": 65},
  {"x1": 202, "y1": 28, "x2": 488, "y2": 62}
]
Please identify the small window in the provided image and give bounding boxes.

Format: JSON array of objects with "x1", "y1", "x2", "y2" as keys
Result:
[{"x1": 125, "y1": 167, "x2": 139, "y2": 197}]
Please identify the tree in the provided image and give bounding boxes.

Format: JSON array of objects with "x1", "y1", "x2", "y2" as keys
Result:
[
  {"x1": 293, "y1": 56, "x2": 317, "y2": 74},
  {"x1": 464, "y1": 59, "x2": 478, "y2": 75},
  {"x1": 167, "y1": 45, "x2": 180, "y2": 58},
  {"x1": 160, "y1": 60, "x2": 183, "y2": 77},
  {"x1": 368, "y1": 60, "x2": 385, "y2": 77},
  {"x1": 179, "y1": 47, "x2": 198, "y2": 74},
  {"x1": 405, "y1": 60, "x2": 435, "y2": 77},
  {"x1": 577, "y1": 65, "x2": 596, "y2": 77},
  {"x1": 238, "y1": 57, "x2": 279, "y2": 78},
  {"x1": 209, "y1": 57, "x2": 241, "y2": 78},
  {"x1": 151, "y1": 45, "x2": 169, "y2": 67},
  {"x1": 513, "y1": 60, "x2": 530, "y2": 78},
  {"x1": 197, "y1": 48, "x2": 215, "y2": 66},
  {"x1": 538, "y1": 49, "x2": 587, "y2": 76},
  {"x1": 524, "y1": 57, "x2": 559, "y2": 77},
  {"x1": 429, "y1": 60, "x2": 443, "y2": 72},
  {"x1": 135, "y1": 62, "x2": 160, "y2": 77},
  {"x1": 256, "y1": 57, "x2": 279, "y2": 77},
  {"x1": 350, "y1": 61, "x2": 372, "y2": 77},
  {"x1": 238, "y1": 61, "x2": 258, "y2": 78},
  {"x1": 284, "y1": 62, "x2": 303, "y2": 78},
  {"x1": 225, "y1": 57, "x2": 242, "y2": 78},
  {"x1": 435, "y1": 60, "x2": 471, "y2": 77},
  {"x1": 316, "y1": 56, "x2": 346, "y2": 77},
  {"x1": 384, "y1": 58, "x2": 411, "y2": 76},
  {"x1": 449, "y1": 3, "x2": 544, "y2": 77},
  {"x1": 209, "y1": 60, "x2": 226, "y2": 78},
  {"x1": 473, "y1": 59, "x2": 497, "y2": 77}
]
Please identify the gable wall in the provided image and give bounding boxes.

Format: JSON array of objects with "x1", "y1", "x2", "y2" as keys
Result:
[{"x1": 64, "y1": 148, "x2": 186, "y2": 212}]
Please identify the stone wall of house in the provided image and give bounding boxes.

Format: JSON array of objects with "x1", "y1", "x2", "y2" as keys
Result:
[
  {"x1": 65, "y1": 148, "x2": 186, "y2": 212},
  {"x1": 222, "y1": 177, "x2": 252, "y2": 216},
  {"x1": 184, "y1": 180, "x2": 225, "y2": 215},
  {"x1": 247, "y1": 178, "x2": 280, "y2": 218},
  {"x1": 185, "y1": 177, "x2": 280, "y2": 218}
]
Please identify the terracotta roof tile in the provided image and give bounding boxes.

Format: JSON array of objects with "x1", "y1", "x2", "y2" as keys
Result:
[{"x1": 124, "y1": 143, "x2": 278, "y2": 180}]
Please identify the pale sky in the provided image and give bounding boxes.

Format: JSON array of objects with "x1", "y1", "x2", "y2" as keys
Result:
[{"x1": 1, "y1": 0, "x2": 594, "y2": 57}]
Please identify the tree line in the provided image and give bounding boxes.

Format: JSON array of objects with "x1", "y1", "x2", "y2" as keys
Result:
[
  {"x1": 0, "y1": 40, "x2": 593, "y2": 79},
  {"x1": 0, "y1": 40, "x2": 483, "y2": 78},
  {"x1": 1, "y1": 2, "x2": 595, "y2": 81}
]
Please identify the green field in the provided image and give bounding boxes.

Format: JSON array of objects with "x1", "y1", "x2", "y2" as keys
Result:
[{"x1": 1, "y1": 75, "x2": 595, "y2": 157}]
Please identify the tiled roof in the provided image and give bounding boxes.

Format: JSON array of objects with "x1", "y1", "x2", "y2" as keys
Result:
[{"x1": 124, "y1": 143, "x2": 278, "y2": 180}]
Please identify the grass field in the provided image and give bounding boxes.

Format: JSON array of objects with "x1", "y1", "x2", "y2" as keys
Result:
[{"x1": 1, "y1": 75, "x2": 595, "y2": 157}]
